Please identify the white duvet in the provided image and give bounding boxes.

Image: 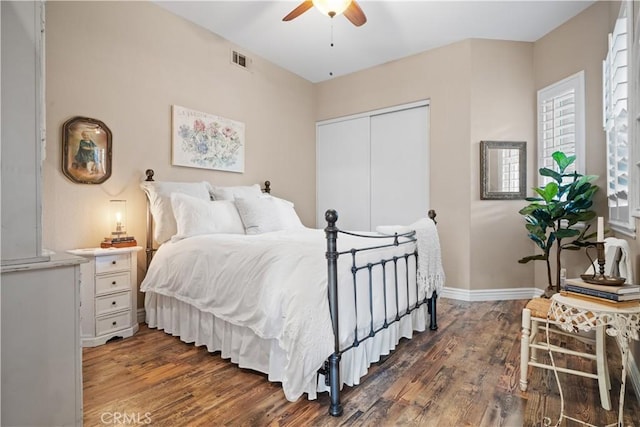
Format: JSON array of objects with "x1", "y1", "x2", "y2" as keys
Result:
[{"x1": 141, "y1": 227, "x2": 439, "y2": 400}]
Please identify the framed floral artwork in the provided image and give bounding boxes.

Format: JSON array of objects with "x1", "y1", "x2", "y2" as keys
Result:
[
  {"x1": 62, "y1": 116, "x2": 112, "y2": 184},
  {"x1": 171, "y1": 105, "x2": 245, "y2": 173}
]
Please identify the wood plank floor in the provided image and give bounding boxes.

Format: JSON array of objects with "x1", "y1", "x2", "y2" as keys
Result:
[{"x1": 83, "y1": 298, "x2": 640, "y2": 426}]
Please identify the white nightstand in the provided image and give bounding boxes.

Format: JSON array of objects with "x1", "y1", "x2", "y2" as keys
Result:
[{"x1": 68, "y1": 246, "x2": 142, "y2": 347}]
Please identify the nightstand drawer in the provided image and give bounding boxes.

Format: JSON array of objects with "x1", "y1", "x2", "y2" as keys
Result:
[
  {"x1": 95, "y1": 253, "x2": 130, "y2": 274},
  {"x1": 96, "y1": 311, "x2": 131, "y2": 336},
  {"x1": 95, "y1": 272, "x2": 130, "y2": 296},
  {"x1": 95, "y1": 291, "x2": 131, "y2": 316}
]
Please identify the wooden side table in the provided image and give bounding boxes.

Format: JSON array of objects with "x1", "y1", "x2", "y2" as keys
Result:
[
  {"x1": 546, "y1": 293, "x2": 640, "y2": 427},
  {"x1": 68, "y1": 246, "x2": 142, "y2": 347}
]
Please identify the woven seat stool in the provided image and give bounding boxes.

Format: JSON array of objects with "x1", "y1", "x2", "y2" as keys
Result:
[{"x1": 519, "y1": 297, "x2": 611, "y2": 410}]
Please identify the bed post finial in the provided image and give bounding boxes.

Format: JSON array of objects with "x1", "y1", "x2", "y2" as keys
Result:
[
  {"x1": 145, "y1": 169, "x2": 155, "y2": 182},
  {"x1": 428, "y1": 209, "x2": 437, "y2": 224},
  {"x1": 263, "y1": 180, "x2": 271, "y2": 194},
  {"x1": 324, "y1": 208, "x2": 342, "y2": 416},
  {"x1": 325, "y1": 209, "x2": 338, "y2": 226}
]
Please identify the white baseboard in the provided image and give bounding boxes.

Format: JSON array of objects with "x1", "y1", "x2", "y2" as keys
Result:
[
  {"x1": 137, "y1": 308, "x2": 146, "y2": 324},
  {"x1": 439, "y1": 286, "x2": 544, "y2": 301}
]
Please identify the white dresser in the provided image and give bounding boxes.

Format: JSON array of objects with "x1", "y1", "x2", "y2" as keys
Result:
[
  {"x1": 69, "y1": 246, "x2": 142, "y2": 347},
  {"x1": 2, "y1": 253, "x2": 86, "y2": 427}
]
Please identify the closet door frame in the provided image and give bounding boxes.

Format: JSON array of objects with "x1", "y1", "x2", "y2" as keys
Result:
[{"x1": 316, "y1": 99, "x2": 430, "y2": 229}]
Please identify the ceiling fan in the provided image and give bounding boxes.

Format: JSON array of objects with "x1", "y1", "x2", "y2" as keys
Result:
[{"x1": 283, "y1": 0, "x2": 367, "y2": 27}]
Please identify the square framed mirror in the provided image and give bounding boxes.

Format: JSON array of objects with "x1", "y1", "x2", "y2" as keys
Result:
[{"x1": 480, "y1": 141, "x2": 526, "y2": 200}]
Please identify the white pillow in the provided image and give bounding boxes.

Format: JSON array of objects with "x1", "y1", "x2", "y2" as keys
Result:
[
  {"x1": 210, "y1": 184, "x2": 262, "y2": 201},
  {"x1": 140, "y1": 180, "x2": 212, "y2": 243},
  {"x1": 170, "y1": 193, "x2": 245, "y2": 240},
  {"x1": 267, "y1": 196, "x2": 304, "y2": 230},
  {"x1": 235, "y1": 196, "x2": 304, "y2": 235}
]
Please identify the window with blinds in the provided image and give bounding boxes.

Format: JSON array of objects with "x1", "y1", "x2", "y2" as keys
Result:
[
  {"x1": 537, "y1": 71, "x2": 585, "y2": 186},
  {"x1": 603, "y1": 2, "x2": 634, "y2": 234}
]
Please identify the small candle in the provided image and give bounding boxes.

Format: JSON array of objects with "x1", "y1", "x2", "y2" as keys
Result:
[{"x1": 597, "y1": 216, "x2": 604, "y2": 242}]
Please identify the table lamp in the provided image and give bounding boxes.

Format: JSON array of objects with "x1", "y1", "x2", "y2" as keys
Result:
[{"x1": 101, "y1": 199, "x2": 137, "y2": 248}]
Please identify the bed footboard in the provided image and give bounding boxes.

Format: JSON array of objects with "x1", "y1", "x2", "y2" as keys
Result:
[{"x1": 323, "y1": 209, "x2": 438, "y2": 416}]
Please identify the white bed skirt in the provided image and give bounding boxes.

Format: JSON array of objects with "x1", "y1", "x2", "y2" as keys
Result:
[{"x1": 144, "y1": 291, "x2": 431, "y2": 401}]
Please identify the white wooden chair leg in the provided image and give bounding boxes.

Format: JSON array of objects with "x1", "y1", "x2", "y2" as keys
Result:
[
  {"x1": 601, "y1": 326, "x2": 611, "y2": 392},
  {"x1": 530, "y1": 318, "x2": 539, "y2": 361},
  {"x1": 595, "y1": 324, "x2": 612, "y2": 410},
  {"x1": 520, "y1": 308, "x2": 532, "y2": 392}
]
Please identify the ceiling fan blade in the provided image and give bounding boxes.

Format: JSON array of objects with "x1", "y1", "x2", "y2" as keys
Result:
[
  {"x1": 343, "y1": 0, "x2": 367, "y2": 26},
  {"x1": 283, "y1": 1, "x2": 314, "y2": 21}
]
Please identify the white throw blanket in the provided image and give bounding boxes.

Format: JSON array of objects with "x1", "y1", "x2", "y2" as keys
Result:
[{"x1": 376, "y1": 218, "x2": 445, "y2": 298}]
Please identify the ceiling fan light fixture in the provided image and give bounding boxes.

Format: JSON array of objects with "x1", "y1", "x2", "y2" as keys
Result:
[{"x1": 312, "y1": 0, "x2": 352, "y2": 17}]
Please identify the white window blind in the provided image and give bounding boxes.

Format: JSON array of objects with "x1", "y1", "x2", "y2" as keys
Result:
[
  {"x1": 603, "y1": 2, "x2": 634, "y2": 235},
  {"x1": 537, "y1": 71, "x2": 585, "y2": 186}
]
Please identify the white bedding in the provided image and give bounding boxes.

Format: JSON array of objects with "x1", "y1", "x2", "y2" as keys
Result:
[{"x1": 141, "y1": 227, "x2": 442, "y2": 401}]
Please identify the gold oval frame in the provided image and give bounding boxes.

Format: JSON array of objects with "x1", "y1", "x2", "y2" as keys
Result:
[{"x1": 62, "y1": 116, "x2": 112, "y2": 184}]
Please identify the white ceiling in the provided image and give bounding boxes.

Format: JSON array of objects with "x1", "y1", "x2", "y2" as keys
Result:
[{"x1": 154, "y1": 0, "x2": 596, "y2": 83}]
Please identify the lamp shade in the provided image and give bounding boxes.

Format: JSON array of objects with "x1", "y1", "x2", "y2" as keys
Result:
[{"x1": 312, "y1": 0, "x2": 352, "y2": 17}]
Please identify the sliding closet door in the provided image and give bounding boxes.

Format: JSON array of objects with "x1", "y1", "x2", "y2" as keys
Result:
[
  {"x1": 370, "y1": 105, "x2": 429, "y2": 228},
  {"x1": 316, "y1": 117, "x2": 371, "y2": 230}
]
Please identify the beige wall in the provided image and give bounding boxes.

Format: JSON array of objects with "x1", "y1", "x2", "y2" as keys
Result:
[
  {"x1": 43, "y1": 1, "x2": 316, "y2": 292},
  {"x1": 315, "y1": 39, "x2": 537, "y2": 290},
  {"x1": 532, "y1": 1, "x2": 613, "y2": 286},
  {"x1": 316, "y1": 40, "x2": 474, "y2": 288},
  {"x1": 43, "y1": 0, "x2": 627, "y2": 296},
  {"x1": 469, "y1": 40, "x2": 536, "y2": 289}
]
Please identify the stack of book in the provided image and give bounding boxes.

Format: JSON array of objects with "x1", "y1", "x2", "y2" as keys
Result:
[{"x1": 563, "y1": 278, "x2": 640, "y2": 307}]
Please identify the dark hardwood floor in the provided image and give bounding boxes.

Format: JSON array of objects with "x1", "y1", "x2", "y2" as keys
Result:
[{"x1": 83, "y1": 298, "x2": 640, "y2": 426}]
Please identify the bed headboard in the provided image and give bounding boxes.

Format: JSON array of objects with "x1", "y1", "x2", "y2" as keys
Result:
[{"x1": 143, "y1": 169, "x2": 271, "y2": 269}]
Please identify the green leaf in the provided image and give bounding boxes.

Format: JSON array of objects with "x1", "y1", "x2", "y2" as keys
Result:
[
  {"x1": 554, "y1": 228, "x2": 580, "y2": 239},
  {"x1": 531, "y1": 208, "x2": 552, "y2": 224},
  {"x1": 528, "y1": 233, "x2": 546, "y2": 250},
  {"x1": 574, "y1": 211, "x2": 596, "y2": 222},
  {"x1": 552, "y1": 151, "x2": 576, "y2": 173},
  {"x1": 534, "y1": 182, "x2": 559, "y2": 203},
  {"x1": 518, "y1": 254, "x2": 548, "y2": 264},
  {"x1": 546, "y1": 233, "x2": 556, "y2": 249},
  {"x1": 581, "y1": 174, "x2": 598, "y2": 183},
  {"x1": 539, "y1": 168, "x2": 563, "y2": 183},
  {"x1": 519, "y1": 204, "x2": 543, "y2": 215}
]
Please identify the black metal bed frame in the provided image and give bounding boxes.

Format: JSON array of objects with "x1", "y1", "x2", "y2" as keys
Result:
[
  {"x1": 321, "y1": 209, "x2": 438, "y2": 416},
  {"x1": 142, "y1": 170, "x2": 438, "y2": 417}
]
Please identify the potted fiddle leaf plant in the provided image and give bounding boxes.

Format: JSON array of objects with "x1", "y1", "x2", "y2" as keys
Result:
[{"x1": 518, "y1": 151, "x2": 599, "y2": 296}]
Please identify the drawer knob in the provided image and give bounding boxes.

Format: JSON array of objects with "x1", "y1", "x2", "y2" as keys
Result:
[
  {"x1": 112, "y1": 281, "x2": 117, "y2": 285},
  {"x1": 111, "y1": 301, "x2": 117, "y2": 306},
  {"x1": 111, "y1": 261, "x2": 117, "y2": 265},
  {"x1": 112, "y1": 321, "x2": 117, "y2": 326}
]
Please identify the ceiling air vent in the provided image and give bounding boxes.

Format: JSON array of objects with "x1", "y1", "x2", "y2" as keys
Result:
[{"x1": 231, "y1": 50, "x2": 249, "y2": 69}]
